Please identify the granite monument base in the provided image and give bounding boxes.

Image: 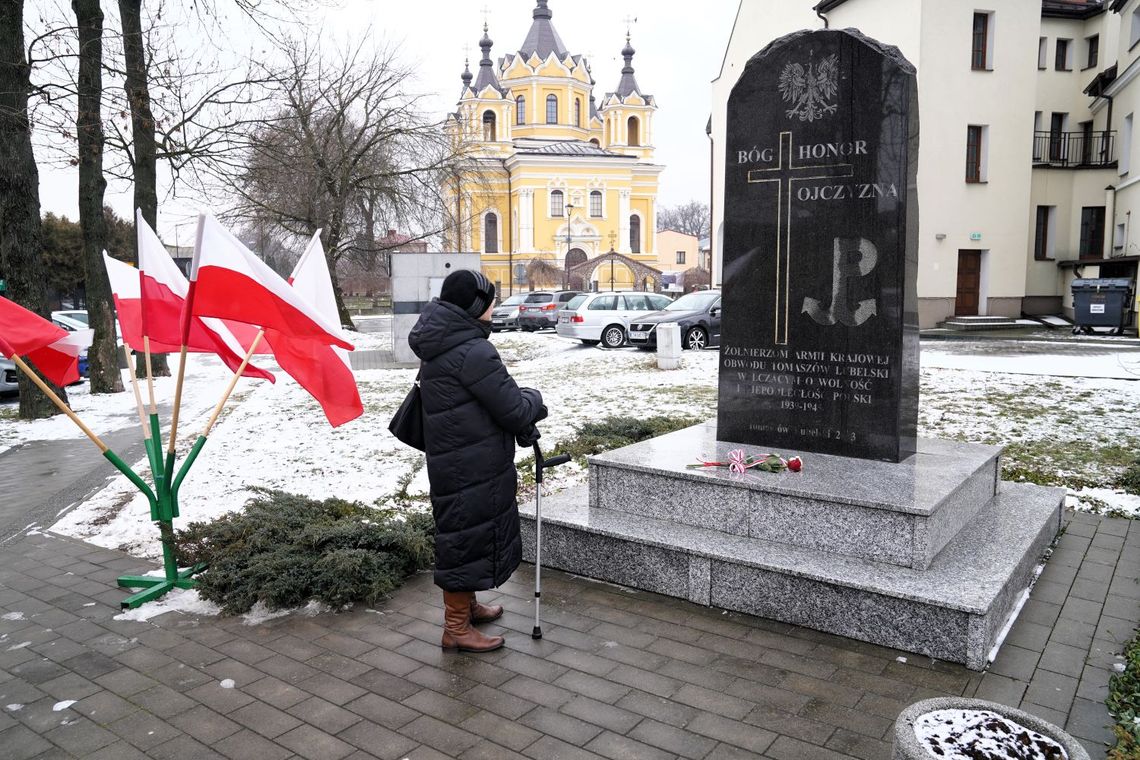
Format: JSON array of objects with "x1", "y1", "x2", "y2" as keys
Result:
[{"x1": 520, "y1": 422, "x2": 1063, "y2": 670}]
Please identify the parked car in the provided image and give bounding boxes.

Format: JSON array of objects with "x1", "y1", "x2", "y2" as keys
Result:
[
  {"x1": 555, "y1": 291, "x2": 673, "y2": 348},
  {"x1": 1, "y1": 357, "x2": 17, "y2": 396},
  {"x1": 628, "y1": 290, "x2": 723, "y2": 351},
  {"x1": 51, "y1": 310, "x2": 89, "y2": 328},
  {"x1": 518, "y1": 290, "x2": 581, "y2": 331},
  {"x1": 490, "y1": 294, "x2": 529, "y2": 332}
]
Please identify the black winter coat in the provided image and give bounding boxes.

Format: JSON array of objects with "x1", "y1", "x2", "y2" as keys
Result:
[{"x1": 407, "y1": 300, "x2": 546, "y2": 592}]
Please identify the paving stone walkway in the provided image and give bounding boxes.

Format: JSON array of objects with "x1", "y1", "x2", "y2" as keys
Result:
[{"x1": 0, "y1": 510, "x2": 1136, "y2": 760}]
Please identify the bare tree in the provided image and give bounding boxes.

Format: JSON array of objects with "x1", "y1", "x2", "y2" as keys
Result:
[
  {"x1": 73, "y1": 0, "x2": 123, "y2": 393},
  {"x1": 0, "y1": 0, "x2": 69, "y2": 418},
  {"x1": 657, "y1": 201, "x2": 710, "y2": 239},
  {"x1": 525, "y1": 258, "x2": 562, "y2": 291},
  {"x1": 230, "y1": 37, "x2": 475, "y2": 329}
]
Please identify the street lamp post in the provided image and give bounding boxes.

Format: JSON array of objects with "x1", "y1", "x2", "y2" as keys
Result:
[{"x1": 563, "y1": 202, "x2": 575, "y2": 290}]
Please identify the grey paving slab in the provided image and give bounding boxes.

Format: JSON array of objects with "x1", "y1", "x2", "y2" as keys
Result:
[{"x1": 0, "y1": 511, "x2": 1133, "y2": 759}]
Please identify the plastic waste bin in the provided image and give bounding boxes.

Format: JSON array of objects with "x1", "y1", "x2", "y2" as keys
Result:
[{"x1": 1070, "y1": 278, "x2": 1134, "y2": 335}]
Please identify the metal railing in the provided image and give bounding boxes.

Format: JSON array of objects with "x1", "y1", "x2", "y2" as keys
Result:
[{"x1": 1033, "y1": 130, "x2": 1116, "y2": 168}]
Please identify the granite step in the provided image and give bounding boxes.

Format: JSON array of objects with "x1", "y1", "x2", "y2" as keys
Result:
[
  {"x1": 520, "y1": 481, "x2": 1064, "y2": 670},
  {"x1": 939, "y1": 317, "x2": 1024, "y2": 330},
  {"x1": 588, "y1": 423, "x2": 999, "y2": 570}
]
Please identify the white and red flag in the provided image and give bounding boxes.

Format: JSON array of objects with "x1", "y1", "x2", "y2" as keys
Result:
[
  {"x1": 186, "y1": 215, "x2": 353, "y2": 351},
  {"x1": 0, "y1": 296, "x2": 83, "y2": 387},
  {"x1": 102, "y1": 214, "x2": 275, "y2": 381},
  {"x1": 264, "y1": 232, "x2": 362, "y2": 427}
]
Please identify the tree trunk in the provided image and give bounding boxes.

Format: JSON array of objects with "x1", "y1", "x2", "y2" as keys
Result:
[
  {"x1": 0, "y1": 1, "x2": 69, "y2": 418},
  {"x1": 120, "y1": 0, "x2": 170, "y2": 378},
  {"x1": 73, "y1": 0, "x2": 123, "y2": 394},
  {"x1": 323, "y1": 227, "x2": 356, "y2": 331}
]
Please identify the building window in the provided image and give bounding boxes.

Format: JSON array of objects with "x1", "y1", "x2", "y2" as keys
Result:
[
  {"x1": 1038, "y1": 37, "x2": 1047, "y2": 70},
  {"x1": 482, "y1": 110, "x2": 496, "y2": 142},
  {"x1": 675, "y1": 251, "x2": 686, "y2": 265},
  {"x1": 1033, "y1": 112, "x2": 1043, "y2": 161},
  {"x1": 1049, "y1": 113, "x2": 1067, "y2": 162},
  {"x1": 589, "y1": 190, "x2": 602, "y2": 217},
  {"x1": 972, "y1": 12, "x2": 990, "y2": 70},
  {"x1": 628, "y1": 116, "x2": 640, "y2": 146},
  {"x1": 574, "y1": 99, "x2": 581, "y2": 127},
  {"x1": 1132, "y1": 8, "x2": 1140, "y2": 49},
  {"x1": 516, "y1": 95, "x2": 525, "y2": 125},
  {"x1": 1086, "y1": 35, "x2": 1099, "y2": 69},
  {"x1": 1080, "y1": 120, "x2": 1094, "y2": 164},
  {"x1": 965, "y1": 125, "x2": 986, "y2": 182},
  {"x1": 549, "y1": 189, "x2": 564, "y2": 217},
  {"x1": 1080, "y1": 207, "x2": 1106, "y2": 260},
  {"x1": 589, "y1": 137, "x2": 600, "y2": 147},
  {"x1": 1122, "y1": 114, "x2": 1133, "y2": 176},
  {"x1": 1034, "y1": 206, "x2": 1054, "y2": 261},
  {"x1": 546, "y1": 94, "x2": 558, "y2": 124},
  {"x1": 1116, "y1": 222, "x2": 1127, "y2": 251},
  {"x1": 1055, "y1": 39, "x2": 1071, "y2": 71},
  {"x1": 484, "y1": 213, "x2": 498, "y2": 254},
  {"x1": 629, "y1": 215, "x2": 641, "y2": 253}
]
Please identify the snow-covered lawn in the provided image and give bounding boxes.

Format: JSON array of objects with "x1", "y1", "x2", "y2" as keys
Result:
[{"x1": 22, "y1": 330, "x2": 1140, "y2": 559}]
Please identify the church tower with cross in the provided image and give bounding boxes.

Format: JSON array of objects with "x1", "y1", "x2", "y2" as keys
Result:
[{"x1": 445, "y1": 0, "x2": 665, "y2": 295}]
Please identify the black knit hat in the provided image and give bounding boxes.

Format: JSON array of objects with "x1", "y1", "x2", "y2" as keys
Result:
[{"x1": 440, "y1": 269, "x2": 496, "y2": 318}]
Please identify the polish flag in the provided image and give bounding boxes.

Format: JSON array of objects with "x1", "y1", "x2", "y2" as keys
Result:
[
  {"x1": 187, "y1": 215, "x2": 353, "y2": 351},
  {"x1": 105, "y1": 221, "x2": 274, "y2": 381},
  {"x1": 263, "y1": 232, "x2": 362, "y2": 427},
  {"x1": 0, "y1": 296, "x2": 82, "y2": 387}
]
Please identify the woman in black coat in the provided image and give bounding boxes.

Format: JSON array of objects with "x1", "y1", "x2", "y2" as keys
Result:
[{"x1": 407, "y1": 270, "x2": 546, "y2": 653}]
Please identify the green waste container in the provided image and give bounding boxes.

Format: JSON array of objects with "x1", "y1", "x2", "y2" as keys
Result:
[{"x1": 1070, "y1": 278, "x2": 1134, "y2": 335}]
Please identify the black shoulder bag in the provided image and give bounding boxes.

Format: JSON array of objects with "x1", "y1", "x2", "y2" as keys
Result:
[{"x1": 388, "y1": 369, "x2": 425, "y2": 451}]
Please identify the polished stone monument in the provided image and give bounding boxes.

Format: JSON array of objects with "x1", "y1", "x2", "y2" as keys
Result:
[
  {"x1": 518, "y1": 29, "x2": 1064, "y2": 670},
  {"x1": 718, "y1": 28, "x2": 918, "y2": 463}
]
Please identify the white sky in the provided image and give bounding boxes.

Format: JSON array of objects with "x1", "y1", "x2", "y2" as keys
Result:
[{"x1": 35, "y1": 0, "x2": 742, "y2": 244}]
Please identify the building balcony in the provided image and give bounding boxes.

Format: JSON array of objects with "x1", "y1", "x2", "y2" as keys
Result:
[{"x1": 1032, "y1": 130, "x2": 1116, "y2": 169}]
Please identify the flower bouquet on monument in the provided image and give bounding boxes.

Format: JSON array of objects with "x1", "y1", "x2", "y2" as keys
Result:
[{"x1": 688, "y1": 449, "x2": 803, "y2": 474}]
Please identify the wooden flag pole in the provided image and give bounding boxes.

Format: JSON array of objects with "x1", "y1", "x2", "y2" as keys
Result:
[
  {"x1": 167, "y1": 345, "x2": 189, "y2": 455},
  {"x1": 143, "y1": 336, "x2": 158, "y2": 415},
  {"x1": 8, "y1": 354, "x2": 107, "y2": 452},
  {"x1": 125, "y1": 347, "x2": 151, "y2": 441},
  {"x1": 202, "y1": 331, "x2": 264, "y2": 439}
]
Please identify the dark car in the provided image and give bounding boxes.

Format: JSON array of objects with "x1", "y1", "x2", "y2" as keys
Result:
[{"x1": 627, "y1": 290, "x2": 722, "y2": 351}]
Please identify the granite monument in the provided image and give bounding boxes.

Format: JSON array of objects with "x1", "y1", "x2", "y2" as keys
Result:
[{"x1": 717, "y1": 28, "x2": 919, "y2": 462}]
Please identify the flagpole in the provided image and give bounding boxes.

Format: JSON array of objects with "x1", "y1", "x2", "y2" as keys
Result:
[
  {"x1": 8, "y1": 354, "x2": 107, "y2": 452},
  {"x1": 167, "y1": 214, "x2": 205, "y2": 457},
  {"x1": 126, "y1": 347, "x2": 150, "y2": 442},
  {"x1": 201, "y1": 330, "x2": 263, "y2": 439},
  {"x1": 143, "y1": 336, "x2": 157, "y2": 415}
]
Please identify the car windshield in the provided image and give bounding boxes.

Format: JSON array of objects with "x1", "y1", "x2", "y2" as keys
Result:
[
  {"x1": 666, "y1": 292, "x2": 721, "y2": 311},
  {"x1": 564, "y1": 294, "x2": 588, "y2": 310},
  {"x1": 62, "y1": 312, "x2": 89, "y2": 325},
  {"x1": 499, "y1": 295, "x2": 527, "y2": 306}
]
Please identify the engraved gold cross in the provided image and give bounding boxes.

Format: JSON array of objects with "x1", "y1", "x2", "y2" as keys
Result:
[{"x1": 747, "y1": 131, "x2": 854, "y2": 345}]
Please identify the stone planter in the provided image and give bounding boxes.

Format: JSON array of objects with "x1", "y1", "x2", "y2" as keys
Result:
[{"x1": 893, "y1": 697, "x2": 1090, "y2": 760}]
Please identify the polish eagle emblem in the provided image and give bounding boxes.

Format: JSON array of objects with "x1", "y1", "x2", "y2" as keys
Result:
[{"x1": 778, "y1": 54, "x2": 839, "y2": 122}]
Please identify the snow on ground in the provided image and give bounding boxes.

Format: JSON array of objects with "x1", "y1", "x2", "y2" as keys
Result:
[
  {"x1": 112, "y1": 588, "x2": 221, "y2": 622},
  {"x1": 44, "y1": 331, "x2": 1140, "y2": 559}
]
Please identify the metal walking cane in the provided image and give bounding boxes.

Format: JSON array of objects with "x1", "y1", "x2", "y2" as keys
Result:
[{"x1": 532, "y1": 442, "x2": 571, "y2": 639}]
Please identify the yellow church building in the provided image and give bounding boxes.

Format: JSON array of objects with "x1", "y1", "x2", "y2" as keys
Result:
[{"x1": 446, "y1": 0, "x2": 664, "y2": 295}]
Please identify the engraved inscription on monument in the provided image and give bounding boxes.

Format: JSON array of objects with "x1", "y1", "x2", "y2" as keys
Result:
[{"x1": 717, "y1": 29, "x2": 919, "y2": 462}]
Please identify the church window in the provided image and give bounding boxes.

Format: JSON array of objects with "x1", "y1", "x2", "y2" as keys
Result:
[
  {"x1": 482, "y1": 110, "x2": 496, "y2": 141},
  {"x1": 484, "y1": 213, "x2": 499, "y2": 253},
  {"x1": 516, "y1": 96, "x2": 525, "y2": 125},
  {"x1": 575, "y1": 99, "x2": 581, "y2": 127},
  {"x1": 546, "y1": 94, "x2": 558, "y2": 124},
  {"x1": 629, "y1": 214, "x2": 641, "y2": 253},
  {"x1": 550, "y1": 189, "x2": 564, "y2": 217},
  {"x1": 589, "y1": 138, "x2": 600, "y2": 147},
  {"x1": 589, "y1": 191, "x2": 602, "y2": 217},
  {"x1": 627, "y1": 116, "x2": 640, "y2": 146}
]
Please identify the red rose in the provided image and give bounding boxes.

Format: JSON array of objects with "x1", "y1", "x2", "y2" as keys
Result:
[{"x1": 786, "y1": 456, "x2": 803, "y2": 472}]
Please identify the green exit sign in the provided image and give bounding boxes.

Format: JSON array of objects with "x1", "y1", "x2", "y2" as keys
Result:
[{"x1": 969, "y1": 232, "x2": 982, "y2": 241}]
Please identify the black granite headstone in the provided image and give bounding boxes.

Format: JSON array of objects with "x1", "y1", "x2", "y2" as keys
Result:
[{"x1": 717, "y1": 29, "x2": 919, "y2": 463}]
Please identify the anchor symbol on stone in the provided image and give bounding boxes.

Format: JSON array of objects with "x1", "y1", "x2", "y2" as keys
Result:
[{"x1": 802, "y1": 237, "x2": 879, "y2": 327}]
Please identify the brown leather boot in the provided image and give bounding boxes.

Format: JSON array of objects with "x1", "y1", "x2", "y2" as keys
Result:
[
  {"x1": 470, "y1": 595, "x2": 503, "y2": 625},
  {"x1": 441, "y1": 591, "x2": 503, "y2": 652}
]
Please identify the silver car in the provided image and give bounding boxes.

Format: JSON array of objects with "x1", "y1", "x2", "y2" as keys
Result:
[
  {"x1": 1, "y1": 357, "x2": 17, "y2": 396},
  {"x1": 490, "y1": 294, "x2": 528, "y2": 332},
  {"x1": 555, "y1": 291, "x2": 673, "y2": 348}
]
